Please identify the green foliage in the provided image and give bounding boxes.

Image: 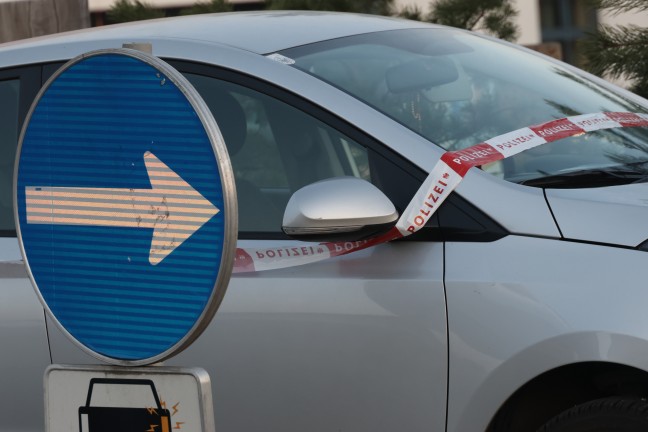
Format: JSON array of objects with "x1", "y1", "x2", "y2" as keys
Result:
[
  {"x1": 398, "y1": 4, "x2": 425, "y2": 20},
  {"x1": 265, "y1": 0, "x2": 395, "y2": 15},
  {"x1": 592, "y1": 0, "x2": 647, "y2": 13},
  {"x1": 180, "y1": 0, "x2": 232, "y2": 15},
  {"x1": 106, "y1": 0, "x2": 164, "y2": 23},
  {"x1": 582, "y1": 0, "x2": 648, "y2": 98},
  {"x1": 428, "y1": 0, "x2": 518, "y2": 41}
]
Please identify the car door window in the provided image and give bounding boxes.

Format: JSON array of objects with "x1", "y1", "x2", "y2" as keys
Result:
[
  {"x1": 184, "y1": 72, "x2": 372, "y2": 234},
  {"x1": 0, "y1": 66, "x2": 39, "y2": 237},
  {"x1": 0, "y1": 79, "x2": 20, "y2": 234}
]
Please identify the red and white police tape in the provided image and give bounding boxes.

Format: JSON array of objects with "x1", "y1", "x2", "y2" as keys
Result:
[{"x1": 232, "y1": 112, "x2": 648, "y2": 273}]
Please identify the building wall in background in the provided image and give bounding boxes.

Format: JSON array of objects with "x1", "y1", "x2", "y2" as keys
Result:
[{"x1": 0, "y1": 0, "x2": 90, "y2": 43}]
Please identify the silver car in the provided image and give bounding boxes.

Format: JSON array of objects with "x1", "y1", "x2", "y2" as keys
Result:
[{"x1": 2, "y1": 11, "x2": 648, "y2": 432}]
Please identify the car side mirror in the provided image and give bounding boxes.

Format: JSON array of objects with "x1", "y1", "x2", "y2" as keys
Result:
[{"x1": 282, "y1": 177, "x2": 399, "y2": 242}]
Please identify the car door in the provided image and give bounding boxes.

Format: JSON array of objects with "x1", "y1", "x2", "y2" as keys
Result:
[
  {"x1": 0, "y1": 65, "x2": 51, "y2": 432},
  {"x1": 41, "y1": 61, "x2": 448, "y2": 432}
]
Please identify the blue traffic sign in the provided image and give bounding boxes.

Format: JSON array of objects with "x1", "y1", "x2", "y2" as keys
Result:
[{"x1": 15, "y1": 50, "x2": 237, "y2": 365}]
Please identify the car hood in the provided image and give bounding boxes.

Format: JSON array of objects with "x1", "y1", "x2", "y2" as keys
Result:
[{"x1": 545, "y1": 182, "x2": 648, "y2": 248}]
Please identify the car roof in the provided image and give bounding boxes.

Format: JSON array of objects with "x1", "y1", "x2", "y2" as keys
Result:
[{"x1": 0, "y1": 11, "x2": 433, "y2": 55}]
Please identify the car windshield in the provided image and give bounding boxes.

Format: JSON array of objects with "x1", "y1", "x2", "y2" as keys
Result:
[{"x1": 280, "y1": 28, "x2": 648, "y2": 186}]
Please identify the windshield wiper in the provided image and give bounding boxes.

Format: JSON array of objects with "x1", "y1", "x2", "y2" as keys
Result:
[{"x1": 518, "y1": 167, "x2": 648, "y2": 188}]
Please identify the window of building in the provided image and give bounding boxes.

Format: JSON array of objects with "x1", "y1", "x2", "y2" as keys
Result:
[{"x1": 540, "y1": 0, "x2": 598, "y2": 65}]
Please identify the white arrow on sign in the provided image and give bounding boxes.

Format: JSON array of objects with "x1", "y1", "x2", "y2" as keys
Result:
[{"x1": 25, "y1": 151, "x2": 219, "y2": 265}]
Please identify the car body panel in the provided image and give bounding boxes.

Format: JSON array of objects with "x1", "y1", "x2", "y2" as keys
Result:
[
  {"x1": 0, "y1": 11, "x2": 431, "y2": 59},
  {"x1": 546, "y1": 183, "x2": 648, "y2": 246},
  {"x1": 455, "y1": 169, "x2": 561, "y2": 238},
  {"x1": 46, "y1": 240, "x2": 448, "y2": 432},
  {"x1": 0, "y1": 237, "x2": 21, "y2": 261},
  {"x1": 0, "y1": 245, "x2": 50, "y2": 432},
  {"x1": 445, "y1": 236, "x2": 648, "y2": 431}
]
